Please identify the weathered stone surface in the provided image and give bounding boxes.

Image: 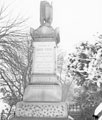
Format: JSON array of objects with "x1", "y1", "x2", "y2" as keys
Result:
[{"x1": 15, "y1": 102, "x2": 68, "y2": 118}]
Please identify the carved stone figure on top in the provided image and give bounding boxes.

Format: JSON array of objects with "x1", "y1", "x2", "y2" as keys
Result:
[
  {"x1": 40, "y1": 1, "x2": 53, "y2": 26},
  {"x1": 30, "y1": 1, "x2": 60, "y2": 44}
]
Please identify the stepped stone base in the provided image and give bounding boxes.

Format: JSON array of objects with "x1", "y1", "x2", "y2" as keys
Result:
[{"x1": 16, "y1": 102, "x2": 68, "y2": 118}]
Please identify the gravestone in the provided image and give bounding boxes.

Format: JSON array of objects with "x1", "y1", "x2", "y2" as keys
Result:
[{"x1": 11, "y1": 1, "x2": 68, "y2": 120}]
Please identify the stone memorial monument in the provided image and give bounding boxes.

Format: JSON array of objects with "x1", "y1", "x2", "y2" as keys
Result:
[{"x1": 12, "y1": 1, "x2": 68, "y2": 120}]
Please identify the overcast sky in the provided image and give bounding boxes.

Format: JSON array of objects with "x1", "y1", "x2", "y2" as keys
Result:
[{"x1": 1, "y1": 0, "x2": 102, "y2": 52}]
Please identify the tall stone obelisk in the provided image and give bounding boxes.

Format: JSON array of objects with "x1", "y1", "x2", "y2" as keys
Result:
[{"x1": 14, "y1": 1, "x2": 68, "y2": 120}]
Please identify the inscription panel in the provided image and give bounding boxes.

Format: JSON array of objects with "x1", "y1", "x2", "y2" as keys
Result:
[{"x1": 32, "y1": 42, "x2": 56, "y2": 74}]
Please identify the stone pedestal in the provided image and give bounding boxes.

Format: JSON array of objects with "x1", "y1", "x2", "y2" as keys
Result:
[
  {"x1": 22, "y1": 25, "x2": 62, "y2": 103},
  {"x1": 11, "y1": 1, "x2": 68, "y2": 120}
]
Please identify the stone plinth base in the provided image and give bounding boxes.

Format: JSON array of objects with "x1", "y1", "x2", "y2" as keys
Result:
[
  {"x1": 16, "y1": 102, "x2": 68, "y2": 118},
  {"x1": 10, "y1": 117, "x2": 68, "y2": 120}
]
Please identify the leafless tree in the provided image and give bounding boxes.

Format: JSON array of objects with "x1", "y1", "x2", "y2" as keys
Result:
[{"x1": 0, "y1": 5, "x2": 32, "y2": 120}]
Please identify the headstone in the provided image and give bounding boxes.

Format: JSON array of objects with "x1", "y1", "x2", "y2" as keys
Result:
[{"x1": 11, "y1": 1, "x2": 68, "y2": 120}]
